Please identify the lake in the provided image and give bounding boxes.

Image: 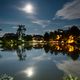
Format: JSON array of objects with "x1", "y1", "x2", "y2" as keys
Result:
[{"x1": 0, "y1": 43, "x2": 80, "y2": 80}]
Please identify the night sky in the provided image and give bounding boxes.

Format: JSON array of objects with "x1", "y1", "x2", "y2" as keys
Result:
[{"x1": 0, "y1": 0, "x2": 80, "y2": 36}]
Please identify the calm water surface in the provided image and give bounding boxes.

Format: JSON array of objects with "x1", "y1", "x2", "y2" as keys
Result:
[{"x1": 0, "y1": 45, "x2": 80, "y2": 80}]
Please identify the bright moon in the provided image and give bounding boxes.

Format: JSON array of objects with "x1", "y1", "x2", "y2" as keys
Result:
[{"x1": 22, "y1": 3, "x2": 34, "y2": 14}]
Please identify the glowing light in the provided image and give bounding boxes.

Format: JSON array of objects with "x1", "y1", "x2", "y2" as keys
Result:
[
  {"x1": 11, "y1": 44, "x2": 13, "y2": 47},
  {"x1": 67, "y1": 39, "x2": 74, "y2": 44},
  {"x1": 22, "y1": 3, "x2": 34, "y2": 14},
  {"x1": 67, "y1": 35, "x2": 74, "y2": 44},
  {"x1": 56, "y1": 46, "x2": 60, "y2": 50},
  {"x1": 56, "y1": 35, "x2": 60, "y2": 40},
  {"x1": 23, "y1": 67, "x2": 34, "y2": 77},
  {"x1": 18, "y1": 45, "x2": 22, "y2": 50},
  {"x1": 67, "y1": 44, "x2": 74, "y2": 52}
]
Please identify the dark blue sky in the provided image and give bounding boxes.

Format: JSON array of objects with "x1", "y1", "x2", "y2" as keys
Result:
[{"x1": 0, "y1": 0, "x2": 80, "y2": 36}]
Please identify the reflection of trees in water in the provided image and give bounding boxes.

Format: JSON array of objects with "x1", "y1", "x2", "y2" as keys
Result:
[
  {"x1": 16, "y1": 45, "x2": 26, "y2": 61},
  {"x1": 44, "y1": 43, "x2": 80, "y2": 60},
  {"x1": 0, "y1": 42, "x2": 80, "y2": 61},
  {"x1": 67, "y1": 52, "x2": 79, "y2": 61},
  {"x1": 63, "y1": 74, "x2": 79, "y2": 80}
]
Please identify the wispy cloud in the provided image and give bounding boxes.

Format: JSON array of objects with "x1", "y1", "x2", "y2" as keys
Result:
[
  {"x1": 55, "y1": 0, "x2": 80, "y2": 20},
  {"x1": 25, "y1": 13, "x2": 51, "y2": 28},
  {"x1": 32, "y1": 19, "x2": 50, "y2": 28},
  {"x1": 62, "y1": 25, "x2": 74, "y2": 30},
  {"x1": 26, "y1": 13, "x2": 51, "y2": 28},
  {"x1": 56, "y1": 60, "x2": 80, "y2": 75}
]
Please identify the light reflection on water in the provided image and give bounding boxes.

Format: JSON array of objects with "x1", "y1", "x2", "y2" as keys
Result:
[
  {"x1": 22, "y1": 67, "x2": 34, "y2": 78},
  {"x1": 0, "y1": 43, "x2": 80, "y2": 80}
]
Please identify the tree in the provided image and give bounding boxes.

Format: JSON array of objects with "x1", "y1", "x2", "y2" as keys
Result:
[
  {"x1": 16, "y1": 25, "x2": 26, "y2": 40},
  {"x1": 68, "y1": 25, "x2": 80, "y2": 36},
  {"x1": 44, "y1": 32, "x2": 50, "y2": 41},
  {"x1": 24, "y1": 35, "x2": 32, "y2": 41}
]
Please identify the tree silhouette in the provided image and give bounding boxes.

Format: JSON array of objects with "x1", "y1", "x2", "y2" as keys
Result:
[
  {"x1": 68, "y1": 25, "x2": 80, "y2": 36},
  {"x1": 16, "y1": 25, "x2": 26, "y2": 40},
  {"x1": 44, "y1": 32, "x2": 49, "y2": 41}
]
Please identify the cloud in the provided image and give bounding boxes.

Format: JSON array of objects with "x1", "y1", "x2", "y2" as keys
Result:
[
  {"x1": 24, "y1": 13, "x2": 51, "y2": 28},
  {"x1": 55, "y1": 0, "x2": 80, "y2": 20},
  {"x1": 22, "y1": 13, "x2": 51, "y2": 28},
  {"x1": 63, "y1": 25, "x2": 74, "y2": 30},
  {"x1": 56, "y1": 60, "x2": 80, "y2": 76},
  {"x1": 62, "y1": 24, "x2": 80, "y2": 30},
  {"x1": 32, "y1": 19, "x2": 50, "y2": 28}
]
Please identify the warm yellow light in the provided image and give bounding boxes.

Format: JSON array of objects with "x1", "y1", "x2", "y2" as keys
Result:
[
  {"x1": 56, "y1": 35, "x2": 60, "y2": 40},
  {"x1": 67, "y1": 45, "x2": 74, "y2": 52},
  {"x1": 56, "y1": 46, "x2": 60, "y2": 50},
  {"x1": 69, "y1": 35, "x2": 74, "y2": 40},
  {"x1": 67, "y1": 35, "x2": 74, "y2": 44},
  {"x1": 67, "y1": 39, "x2": 74, "y2": 44}
]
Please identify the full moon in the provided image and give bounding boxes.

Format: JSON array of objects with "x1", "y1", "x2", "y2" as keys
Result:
[{"x1": 22, "y1": 3, "x2": 34, "y2": 14}]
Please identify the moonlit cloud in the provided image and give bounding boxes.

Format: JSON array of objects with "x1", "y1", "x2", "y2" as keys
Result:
[
  {"x1": 32, "y1": 19, "x2": 50, "y2": 28},
  {"x1": 56, "y1": 60, "x2": 80, "y2": 75},
  {"x1": 25, "y1": 15, "x2": 51, "y2": 28},
  {"x1": 55, "y1": 0, "x2": 80, "y2": 20}
]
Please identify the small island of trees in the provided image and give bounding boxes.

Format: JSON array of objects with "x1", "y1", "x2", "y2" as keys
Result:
[
  {"x1": 0, "y1": 25, "x2": 80, "y2": 60},
  {"x1": 0, "y1": 25, "x2": 80, "y2": 53}
]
